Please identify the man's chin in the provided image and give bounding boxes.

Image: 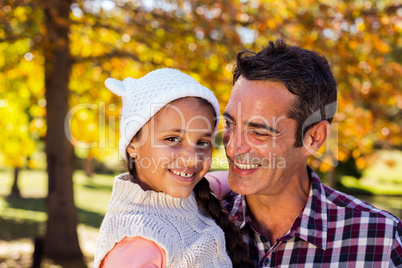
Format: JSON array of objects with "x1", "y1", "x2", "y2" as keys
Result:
[{"x1": 228, "y1": 175, "x2": 256, "y2": 195}]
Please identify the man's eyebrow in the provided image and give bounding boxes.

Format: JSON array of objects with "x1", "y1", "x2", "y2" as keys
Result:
[
  {"x1": 223, "y1": 111, "x2": 279, "y2": 133},
  {"x1": 222, "y1": 112, "x2": 235, "y2": 121},
  {"x1": 247, "y1": 121, "x2": 279, "y2": 134}
]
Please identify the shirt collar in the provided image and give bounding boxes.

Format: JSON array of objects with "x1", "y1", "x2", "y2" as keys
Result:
[
  {"x1": 228, "y1": 194, "x2": 248, "y2": 229},
  {"x1": 295, "y1": 166, "x2": 328, "y2": 250},
  {"x1": 229, "y1": 194, "x2": 265, "y2": 235},
  {"x1": 232, "y1": 166, "x2": 329, "y2": 250}
]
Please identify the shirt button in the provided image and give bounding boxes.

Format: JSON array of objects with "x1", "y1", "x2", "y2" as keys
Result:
[{"x1": 263, "y1": 257, "x2": 270, "y2": 266}]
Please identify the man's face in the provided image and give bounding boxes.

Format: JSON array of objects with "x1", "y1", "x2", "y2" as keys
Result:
[{"x1": 223, "y1": 77, "x2": 307, "y2": 196}]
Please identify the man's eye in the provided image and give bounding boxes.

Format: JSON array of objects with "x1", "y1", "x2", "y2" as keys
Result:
[
  {"x1": 224, "y1": 120, "x2": 234, "y2": 128},
  {"x1": 252, "y1": 130, "x2": 269, "y2": 137}
]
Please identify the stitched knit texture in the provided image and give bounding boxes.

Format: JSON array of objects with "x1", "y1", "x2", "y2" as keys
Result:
[
  {"x1": 94, "y1": 173, "x2": 232, "y2": 268},
  {"x1": 105, "y1": 68, "x2": 221, "y2": 159}
]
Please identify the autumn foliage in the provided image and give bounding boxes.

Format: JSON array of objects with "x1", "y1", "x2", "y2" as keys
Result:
[
  {"x1": 0, "y1": 0, "x2": 401, "y2": 264},
  {"x1": 1, "y1": 0, "x2": 400, "y2": 173},
  {"x1": 0, "y1": 1, "x2": 400, "y2": 171}
]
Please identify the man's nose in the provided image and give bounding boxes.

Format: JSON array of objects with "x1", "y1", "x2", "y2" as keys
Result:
[{"x1": 224, "y1": 129, "x2": 251, "y2": 158}]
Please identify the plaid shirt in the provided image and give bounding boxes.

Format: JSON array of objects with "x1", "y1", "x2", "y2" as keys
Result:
[{"x1": 223, "y1": 166, "x2": 402, "y2": 267}]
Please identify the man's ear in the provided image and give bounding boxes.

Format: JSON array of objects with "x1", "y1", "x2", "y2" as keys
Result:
[{"x1": 303, "y1": 120, "x2": 330, "y2": 156}]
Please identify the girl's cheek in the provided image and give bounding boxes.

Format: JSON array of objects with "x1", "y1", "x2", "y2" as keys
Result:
[
  {"x1": 203, "y1": 153, "x2": 213, "y2": 167},
  {"x1": 196, "y1": 148, "x2": 212, "y2": 158}
]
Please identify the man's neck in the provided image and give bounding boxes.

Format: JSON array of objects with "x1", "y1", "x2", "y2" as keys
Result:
[{"x1": 245, "y1": 167, "x2": 311, "y2": 246}]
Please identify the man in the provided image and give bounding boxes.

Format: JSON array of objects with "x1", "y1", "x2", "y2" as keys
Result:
[{"x1": 208, "y1": 39, "x2": 402, "y2": 267}]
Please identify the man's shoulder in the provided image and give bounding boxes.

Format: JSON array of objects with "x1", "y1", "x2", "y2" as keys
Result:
[{"x1": 322, "y1": 183, "x2": 401, "y2": 226}]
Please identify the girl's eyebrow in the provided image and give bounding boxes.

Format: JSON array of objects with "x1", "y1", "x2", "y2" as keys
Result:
[
  {"x1": 164, "y1": 128, "x2": 213, "y2": 137},
  {"x1": 166, "y1": 128, "x2": 184, "y2": 133}
]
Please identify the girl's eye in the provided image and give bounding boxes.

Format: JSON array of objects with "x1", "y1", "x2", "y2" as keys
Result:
[
  {"x1": 165, "y1": 137, "x2": 181, "y2": 143},
  {"x1": 197, "y1": 141, "x2": 212, "y2": 148}
]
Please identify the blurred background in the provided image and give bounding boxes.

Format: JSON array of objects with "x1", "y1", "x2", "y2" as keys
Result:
[{"x1": 0, "y1": 0, "x2": 401, "y2": 267}]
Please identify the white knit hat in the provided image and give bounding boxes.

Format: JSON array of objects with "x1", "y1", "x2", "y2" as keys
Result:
[{"x1": 105, "y1": 68, "x2": 221, "y2": 159}]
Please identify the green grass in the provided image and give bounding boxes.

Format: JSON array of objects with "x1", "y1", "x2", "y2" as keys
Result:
[
  {"x1": 0, "y1": 169, "x2": 115, "y2": 228},
  {"x1": 73, "y1": 173, "x2": 114, "y2": 227},
  {"x1": 0, "y1": 168, "x2": 116, "y2": 267},
  {"x1": 340, "y1": 175, "x2": 402, "y2": 195},
  {"x1": 0, "y1": 169, "x2": 47, "y2": 197},
  {"x1": 339, "y1": 150, "x2": 402, "y2": 196},
  {"x1": 363, "y1": 150, "x2": 402, "y2": 184}
]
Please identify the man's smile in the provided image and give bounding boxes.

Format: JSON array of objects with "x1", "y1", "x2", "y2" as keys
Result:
[{"x1": 233, "y1": 161, "x2": 261, "y2": 170}]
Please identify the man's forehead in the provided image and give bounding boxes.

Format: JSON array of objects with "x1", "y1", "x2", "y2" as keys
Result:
[
  {"x1": 226, "y1": 79, "x2": 296, "y2": 121},
  {"x1": 225, "y1": 99, "x2": 291, "y2": 119},
  {"x1": 223, "y1": 108, "x2": 291, "y2": 127}
]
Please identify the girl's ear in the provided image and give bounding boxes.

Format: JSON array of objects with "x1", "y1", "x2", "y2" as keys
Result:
[{"x1": 126, "y1": 145, "x2": 138, "y2": 159}]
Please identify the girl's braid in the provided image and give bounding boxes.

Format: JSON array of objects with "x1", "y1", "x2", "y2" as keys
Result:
[{"x1": 193, "y1": 177, "x2": 254, "y2": 268}]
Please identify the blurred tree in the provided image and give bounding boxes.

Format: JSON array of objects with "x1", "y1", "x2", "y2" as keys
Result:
[
  {"x1": 0, "y1": 0, "x2": 401, "y2": 264},
  {"x1": 9, "y1": 167, "x2": 21, "y2": 197},
  {"x1": 0, "y1": 38, "x2": 39, "y2": 197},
  {"x1": 41, "y1": 0, "x2": 86, "y2": 265},
  {"x1": 69, "y1": 0, "x2": 400, "y2": 182},
  {"x1": 0, "y1": 0, "x2": 85, "y2": 265}
]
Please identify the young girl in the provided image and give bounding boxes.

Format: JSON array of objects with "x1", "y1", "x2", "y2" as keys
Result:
[{"x1": 94, "y1": 68, "x2": 252, "y2": 268}]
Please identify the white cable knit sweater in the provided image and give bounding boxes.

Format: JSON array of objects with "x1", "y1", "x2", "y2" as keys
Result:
[{"x1": 94, "y1": 173, "x2": 232, "y2": 268}]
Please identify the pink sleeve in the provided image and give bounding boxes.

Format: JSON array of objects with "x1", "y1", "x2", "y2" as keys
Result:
[
  {"x1": 205, "y1": 171, "x2": 231, "y2": 199},
  {"x1": 100, "y1": 236, "x2": 166, "y2": 268}
]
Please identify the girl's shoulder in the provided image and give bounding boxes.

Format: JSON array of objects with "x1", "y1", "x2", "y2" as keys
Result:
[
  {"x1": 100, "y1": 236, "x2": 166, "y2": 268},
  {"x1": 205, "y1": 171, "x2": 230, "y2": 199}
]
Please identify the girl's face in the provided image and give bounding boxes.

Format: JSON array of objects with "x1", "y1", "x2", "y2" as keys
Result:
[{"x1": 127, "y1": 97, "x2": 216, "y2": 198}]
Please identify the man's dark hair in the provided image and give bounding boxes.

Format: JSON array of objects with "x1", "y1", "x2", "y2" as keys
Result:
[{"x1": 233, "y1": 39, "x2": 337, "y2": 147}]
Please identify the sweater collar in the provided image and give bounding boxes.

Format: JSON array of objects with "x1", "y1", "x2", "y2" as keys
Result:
[{"x1": 107, "y1": 173, "x2": 200, "y2": 219}]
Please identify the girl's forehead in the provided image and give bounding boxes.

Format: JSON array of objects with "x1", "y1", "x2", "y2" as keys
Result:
[
  {"x1": 148, "y1": 100, "x2": 214, "y2": 133},
  {"x1": 155, "y1": 98, "x2": 214, "y2": 121},
  {"x1": 164, "y1": 97, "x2": 208, "y2": 110}
]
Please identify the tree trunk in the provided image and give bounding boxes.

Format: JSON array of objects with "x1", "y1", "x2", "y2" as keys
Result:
[
  {"x1": 84, "y1": 152, "x2": 94, "y2": 178},
  {"x1": 42, "y1": 0, "x2": 84, "y2": 265},
  {"x1": 9, "y1": 167, "x2": 21, "y2": 198}
]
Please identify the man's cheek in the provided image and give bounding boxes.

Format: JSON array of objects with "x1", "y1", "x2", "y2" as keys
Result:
[{"x1": 222, "y1": 131, "x2": 230, "y2": 147}]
